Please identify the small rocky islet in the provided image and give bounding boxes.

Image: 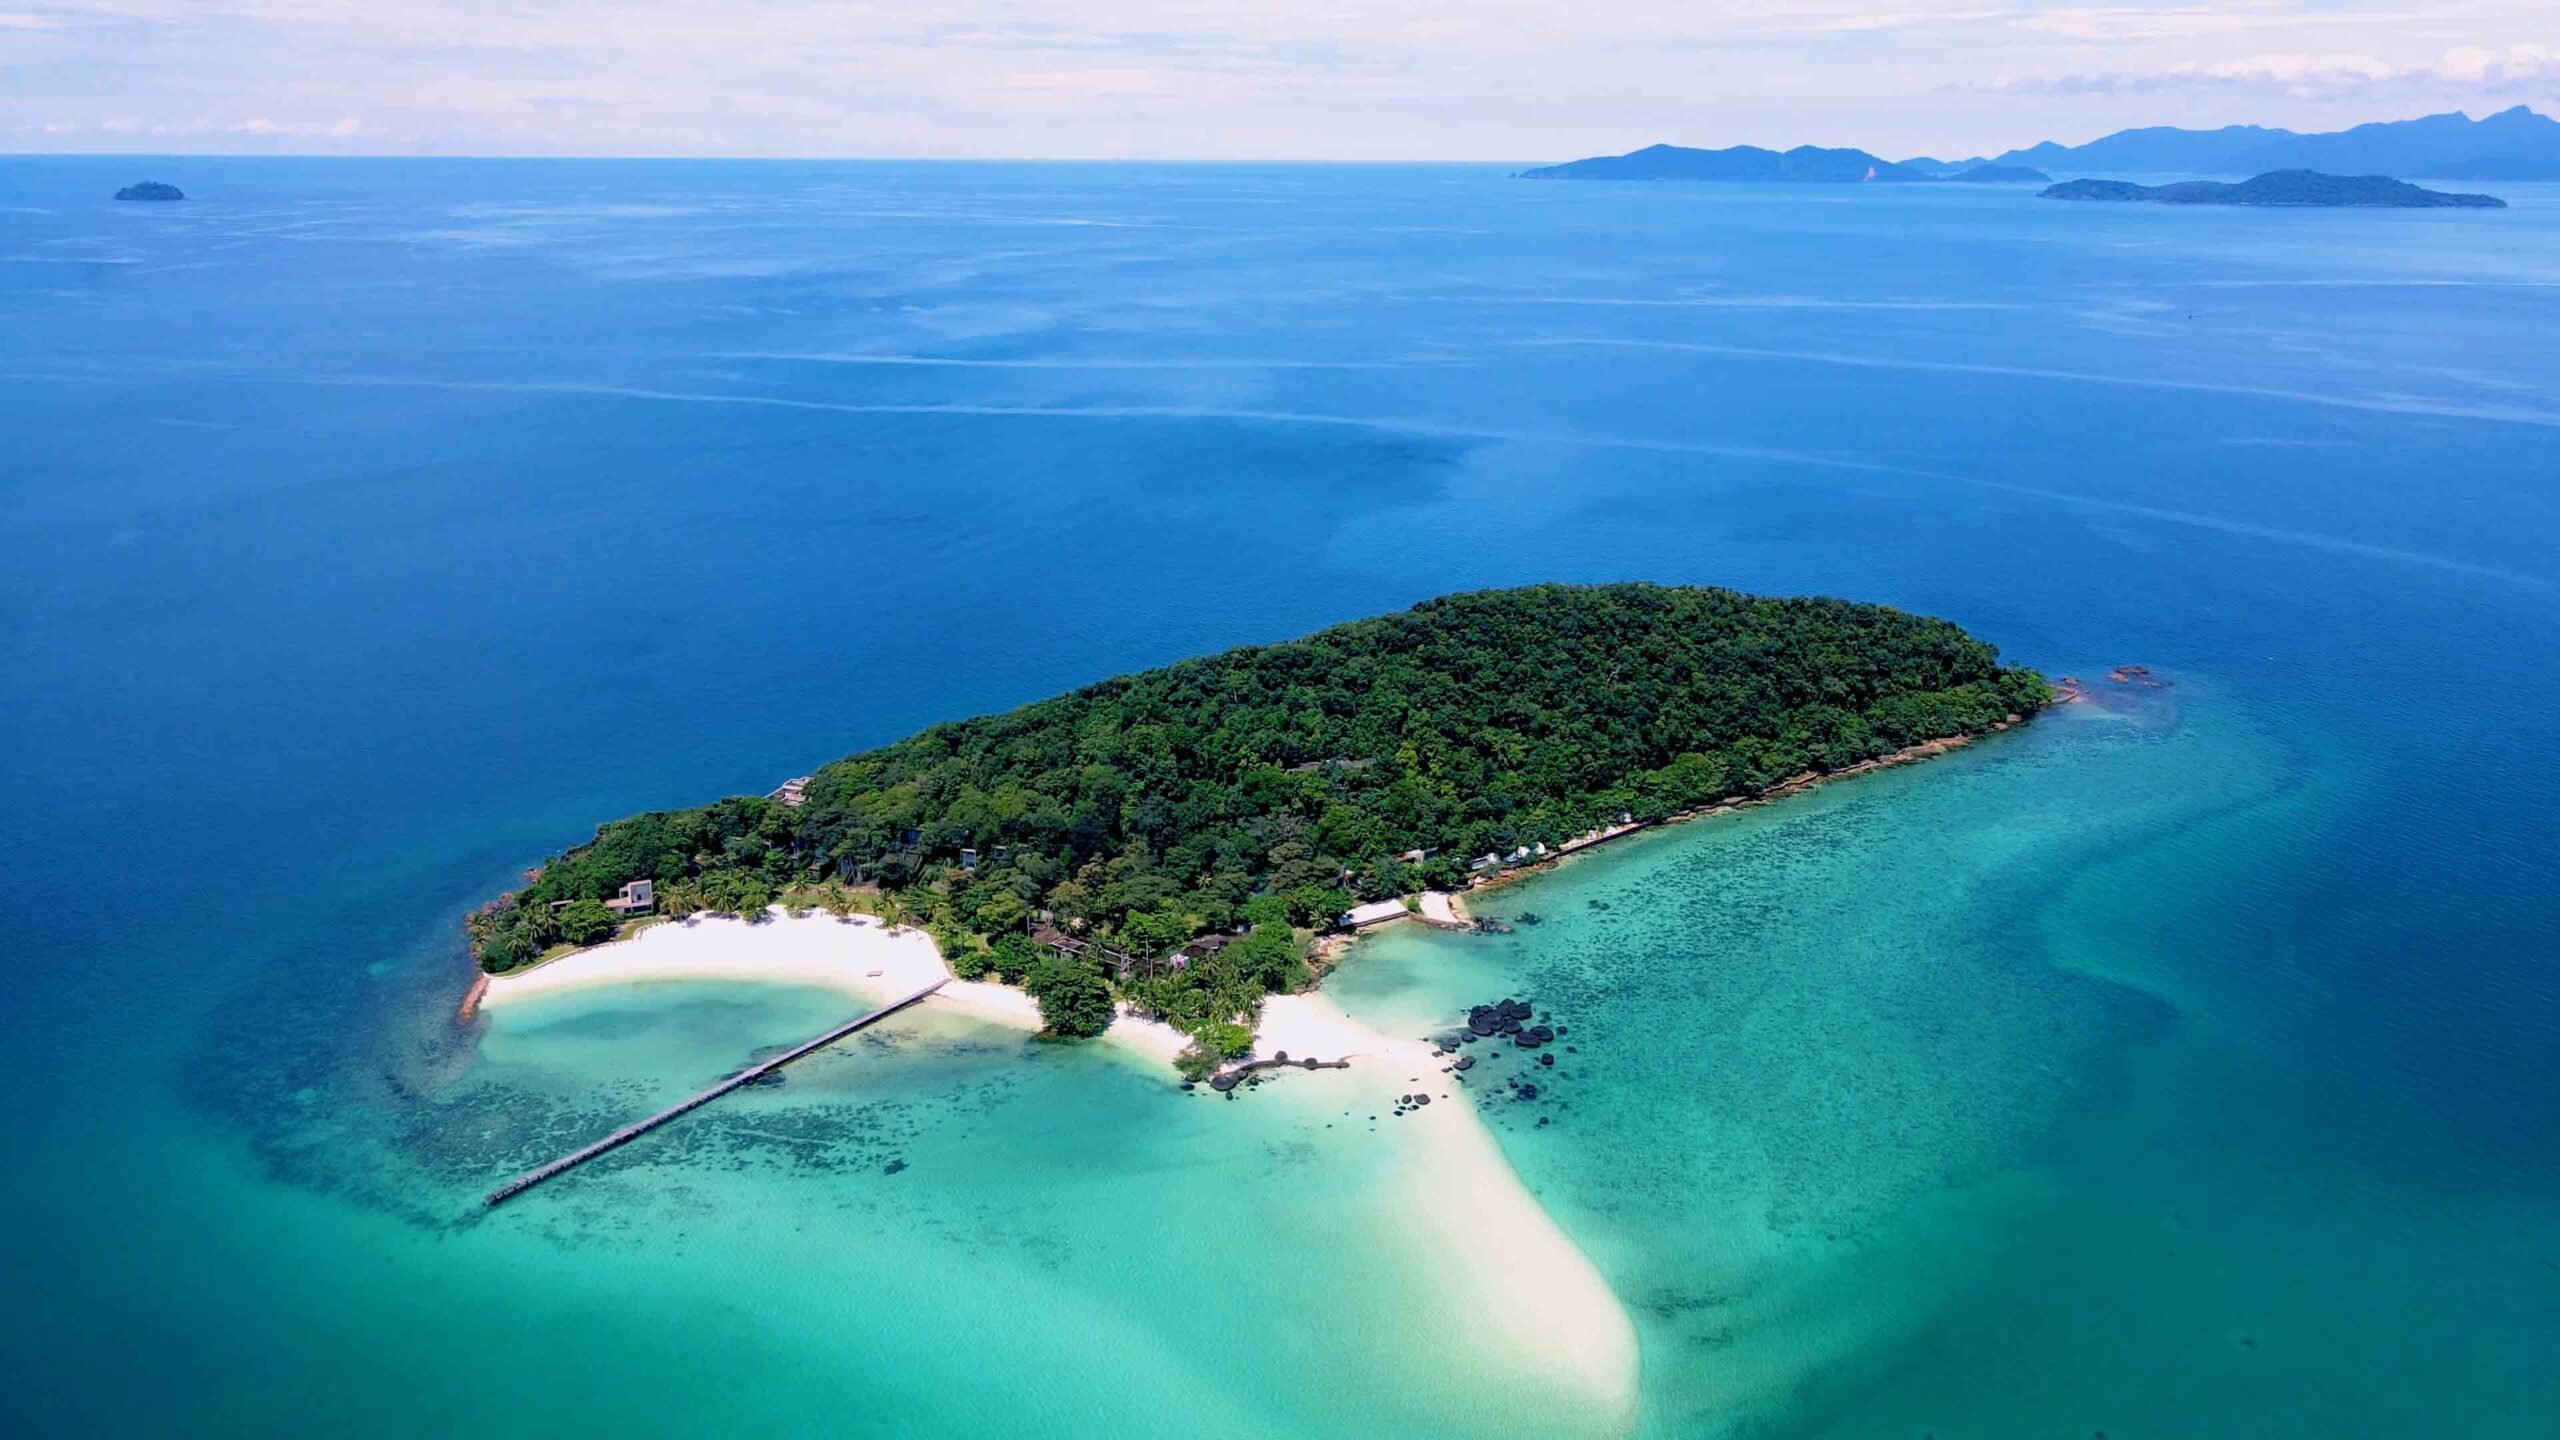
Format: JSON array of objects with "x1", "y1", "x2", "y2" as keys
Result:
[{"x1": 113, "y1": 181, "x2": 186, "y2": 202}]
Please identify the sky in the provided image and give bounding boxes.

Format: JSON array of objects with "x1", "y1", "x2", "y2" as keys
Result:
[{"x1": 2, "y1": 2, "x2": 2555, "y2": 160}]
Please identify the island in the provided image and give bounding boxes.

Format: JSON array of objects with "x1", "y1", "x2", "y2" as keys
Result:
[
  {"x1": 2039, "y1": 170, "x2": 2504, "y2": 209},
  {"x1": 1517, "y1": 144, "x2": 1935, "y2": 182},
  {"x1": 1947, "y1": 164, "x2": 2051, "y2": 184},
  {"x1": 468, "y1": 583, "x2": 2049, "y2": 1075},
  {"x1": 113, "y1": 182, "x2": 186, "y2": 202}
]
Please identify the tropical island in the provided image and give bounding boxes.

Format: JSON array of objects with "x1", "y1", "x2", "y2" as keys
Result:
[
  {"x1": 2039, "y1": 170, "x2": 2505, "y2": 209},
  {"x1": 112, "y1": 181, "x2": 185, "y2": 202},
  {"x1": 468, "y1": 583, "x2": 2048, "y2": 1074}
]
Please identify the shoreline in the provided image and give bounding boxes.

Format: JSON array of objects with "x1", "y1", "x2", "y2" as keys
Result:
[
  {"x1": 473, "y1": 909, "x2": 1192, "y2": 1068},
  {"x1": 1465, "y1": 718, "x2": 2020, "y2": 901},
  {"x1": 465, "y1": 904, "x2": 1640, "y2": 1417},
  {"x1": 1311, "y1": 717, "x2": 2029, "y2": 966}
]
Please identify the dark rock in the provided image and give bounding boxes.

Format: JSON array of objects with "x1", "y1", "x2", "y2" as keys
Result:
[
  {"x1": 114, "y1": 181, "x2": 185, "y2": 202},
  {"x1": 1539, "y1": 1053, "x2": 1555, "y2": 1067},
  {"x1": 882, "y1": 1157, "x2": 908, "y2": 1174},
  {"x1": 1453, "y1": 1056, "x2": 1476, "y2": 1071},
  {"x1": 1517, "y1": 1083, "x2": 1540, "y2": 1100}
]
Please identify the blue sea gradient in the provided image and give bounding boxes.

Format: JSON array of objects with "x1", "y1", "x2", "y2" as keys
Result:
[{"x1": 3, "y1": 157, "x2": 2556, "y2": 1435}]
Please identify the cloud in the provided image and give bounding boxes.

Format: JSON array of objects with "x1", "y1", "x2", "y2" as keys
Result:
[
  {"x1": 3, "y1": 1, "x2": 2555, "y2": 157},
  {"x1": 231, "y1": 114, "x2": 364, "y2": 136},
  {"x1": 1991, "y1": 43, "x2": 2560, "y2": 98},
  {"x1": 2008, "y1": 7, "x2": 2330, "y2": 42}
]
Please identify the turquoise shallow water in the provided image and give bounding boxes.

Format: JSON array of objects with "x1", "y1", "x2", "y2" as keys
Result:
[{"x1": 4, "y1": 158, "x2": 2558, "y2": 1434}]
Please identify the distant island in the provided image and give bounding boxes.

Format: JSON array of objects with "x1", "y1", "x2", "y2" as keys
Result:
[
  {"x1": 2040, "y1": 170, "x2": 2505, "y2": 209},
  {"x1": 1516, "y1": 147, "x2": 2033, "y2": 186},
  {"x1": 1988, "y1": 104, "x2": 2560, "y2": 181},
  {"x1": 1517, "y1": 144, "x2": 1933, "y2": 182},
  {"x1": 468, "y1": 584, "x2": 2049, "y2": 1064},
  {"x1": 113, "y1": 182, "x2": 185, "y2": 202},
  {"x1": 1532, "y1": 106, "x2": 2560, "y2": 189},
  {"x1": 1945, "y1": 164, "x2": 2050, "y2": 184}
]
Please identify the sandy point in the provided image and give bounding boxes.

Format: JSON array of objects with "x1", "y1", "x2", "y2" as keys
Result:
[{"x1": 1251, "y1": 991, "x2": 1643, "y2": 1422}]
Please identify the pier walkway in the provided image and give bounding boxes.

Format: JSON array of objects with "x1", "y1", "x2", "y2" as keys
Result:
[{"x1": 483, "y1": 977, "x2": 947, "y2": 1207}]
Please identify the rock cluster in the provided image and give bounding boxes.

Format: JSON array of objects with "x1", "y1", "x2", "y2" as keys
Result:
[{"x1": 1432, "y1": 996, "x2": 1571, "y2": 1124}]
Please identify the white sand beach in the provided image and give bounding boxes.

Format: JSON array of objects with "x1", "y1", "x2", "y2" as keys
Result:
[
  {"x1": 474, "y1": 908, "x2": 1638, "y2": 1415},
  {"x1": 476, "y1": 909, "x2": 1190, "y2": 1064},
  {"x1": 1249, "y1": 990, "x2": 1642, "y2": 1413}
]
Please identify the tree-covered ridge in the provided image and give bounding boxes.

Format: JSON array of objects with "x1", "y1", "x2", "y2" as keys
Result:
[{"x1": 471, "y1": 584, "x2": 2047, "y2": 1034}]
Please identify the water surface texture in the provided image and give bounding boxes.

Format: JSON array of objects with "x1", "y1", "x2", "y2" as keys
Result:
[{"x1": 4, "y1": 158, "x2": 2556, "y2": 1436}]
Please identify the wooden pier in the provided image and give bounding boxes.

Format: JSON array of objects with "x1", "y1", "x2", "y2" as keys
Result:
[{"x1": 482, "y1": 977, "x2": 947, "y2": 1208}]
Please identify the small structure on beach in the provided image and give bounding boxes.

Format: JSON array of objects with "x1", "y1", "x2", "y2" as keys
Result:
[
  {"x1": 1339, "y1": 898, "x2": 1411, "y2": 929},
  {"x1": 604, "y1": 878, "x2": 656, "y2": 917}
]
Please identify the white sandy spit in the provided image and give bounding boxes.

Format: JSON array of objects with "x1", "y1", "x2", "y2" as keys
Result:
[
  {"x1": 475, "y1": 909, "x2": 1189, "y2": 1065},
  {"x1": 1251, "y1": 990, "x2": 1641, "y2": 1416}
]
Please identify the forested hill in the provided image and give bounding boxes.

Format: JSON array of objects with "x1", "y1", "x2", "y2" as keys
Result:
[{"x1": 470, "y1": 584, "x2": 2047, "y2": 988}]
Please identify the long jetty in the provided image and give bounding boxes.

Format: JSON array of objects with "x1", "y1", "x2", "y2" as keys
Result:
[{"x1": 483, "y1": 977, "x2": 947, "y2": 1208}]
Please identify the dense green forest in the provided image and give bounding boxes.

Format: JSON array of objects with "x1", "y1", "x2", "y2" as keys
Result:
[{"x1": 470, "y1": 584, "x2": 2047, "y2": 1054}]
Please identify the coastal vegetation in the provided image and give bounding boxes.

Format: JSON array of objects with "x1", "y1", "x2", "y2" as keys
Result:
[{"x1": 468, "y1": 583, "x2": 2048, "y2": 1049}]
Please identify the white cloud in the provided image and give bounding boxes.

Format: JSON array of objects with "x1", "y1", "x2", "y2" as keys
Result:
[
  {"x1": 0, "y1": 1, "x2": 2553, "y2": 157},
  {"x1": 1995, "y1": 42, "x2": 2560, "y2": 98},
  {"x1": 231, "y1": 114, "x2": 363, "y2": 137}
]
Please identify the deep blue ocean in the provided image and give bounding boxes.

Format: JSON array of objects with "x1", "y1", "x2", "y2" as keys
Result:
[{"x1": 3, "y1": 157, "x2": 2556, "y2": 1436}]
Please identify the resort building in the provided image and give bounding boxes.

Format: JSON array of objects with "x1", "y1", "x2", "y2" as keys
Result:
[
  {"x1": 1164, "y1": 933, "x2": 1233, "y2": 971},
  {"x1": 604, "y1": 878, "x2": 656, "y2": 917},
  {"x1": 1028, "y1": 922, "x2": 1147, "y2": 981},
  {"x1": 1339, "y1": 898, "x2": 1412, "y2": 929},
  {"x1": 769, "y1": 775, "x2": 810, "y2": 807}
]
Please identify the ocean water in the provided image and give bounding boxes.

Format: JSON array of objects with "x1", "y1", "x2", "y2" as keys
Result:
[{"x1": 4, "y1": 157, "x2": 2557, "y2": 1436}]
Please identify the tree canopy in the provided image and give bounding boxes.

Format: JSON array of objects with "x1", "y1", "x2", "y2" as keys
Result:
[
  {"x1": 470, "y1": 584, "x2": 2049, "y2": 1035},
  {"x1": 1024, "y1": 957, "x2": 1116, "y2": 1038}
]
